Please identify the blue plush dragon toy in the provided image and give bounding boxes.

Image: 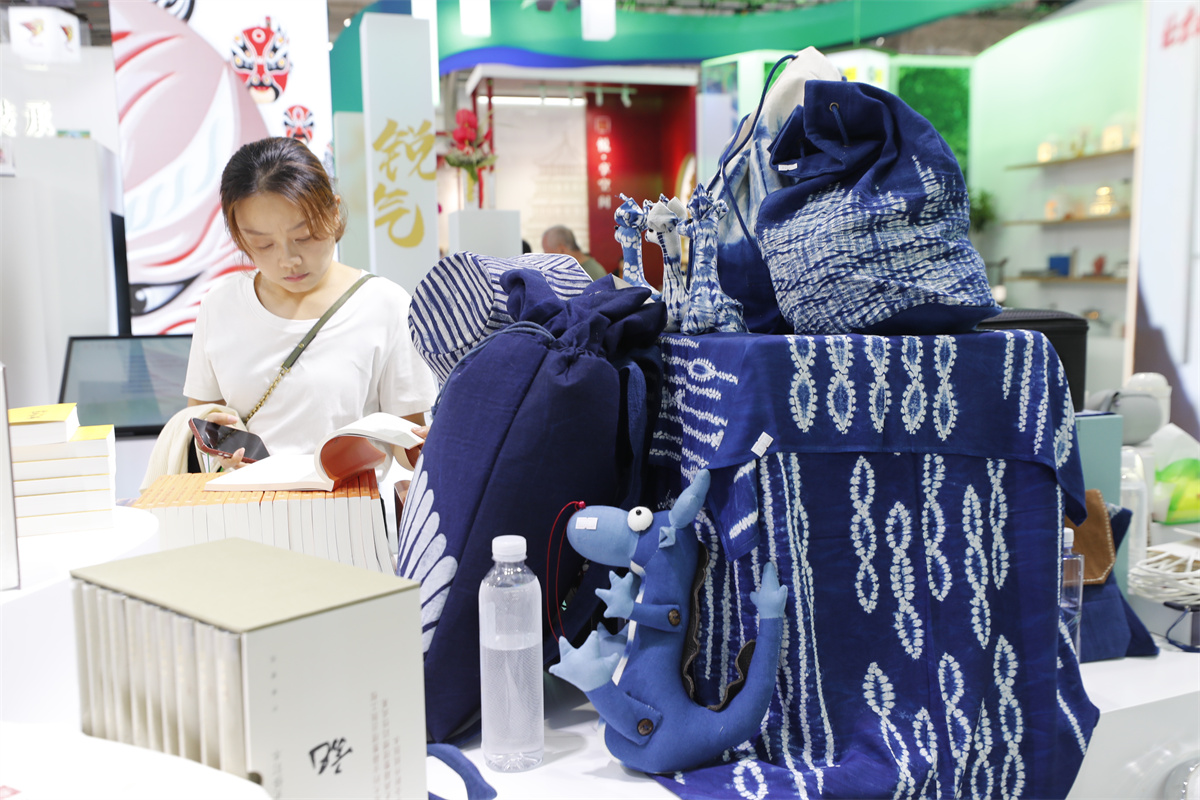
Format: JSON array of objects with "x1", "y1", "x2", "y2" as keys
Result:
[{"x1": 549, "y1": 469, "x2": 788, "y2": 775}]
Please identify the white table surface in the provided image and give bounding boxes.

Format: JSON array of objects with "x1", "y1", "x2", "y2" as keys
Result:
[
  {"x1": 0, "y1": 721, "x2": 270, "y2": 800},
  {"x1": 426, "y1": 675, "x2": 674, "y2": 800},
  {"x1": 426, "y1": 652, "x2": 1199, "y2": 800},
  {"x1": 0, "y1": 507, "x2": 270, "y2": 800},
  {"x1": 2, "y1": 507, "x2": 160, "y2": 726},
  {"x1": 3, "y1": 506, "x2": 1195, "y2": 799}
]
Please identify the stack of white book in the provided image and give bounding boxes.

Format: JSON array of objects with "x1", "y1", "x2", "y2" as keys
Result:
[
  {"x1": 71, "y1": 538, "x2": 426, "y2": 798},
  {"x1": 133, "y1": 472, "x2": 391, "y2": 572},
  {"x1": 8, "y1": 403, "x2": 117, "y2": 535}
]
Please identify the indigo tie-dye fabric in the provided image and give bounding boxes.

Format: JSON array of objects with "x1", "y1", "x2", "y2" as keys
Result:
[
  {"x1": 681, "y1": 185, "x2": 747, "y2": 336},
  {"x1": 756, "y1": 80, "x2": 1000, "y2": 336},
  {"x1": 645, "y1": 330, "x2": 1096, "y2": 799},
  {"x1": 615, "y1": 194, "x2": 660, "y2": 299},
  {"x1": 646, "y1": 195, "x2": 689, "y2": 332},
  {"x1": 707, "y1": 49, "x2": 843, "y2": 336}
]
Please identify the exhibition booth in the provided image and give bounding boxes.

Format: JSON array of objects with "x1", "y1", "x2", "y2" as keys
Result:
[{"x1": 1, "y1": 0, "x2": 1198, "y2": 798}]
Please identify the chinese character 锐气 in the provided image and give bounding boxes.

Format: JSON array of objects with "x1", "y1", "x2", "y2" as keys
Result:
[
  {"x1": 373, "y1": 119, "x2": 436, "y2": 182},
  {"x1": 373, "y1": 183, "x2": 425, "y2": 247}
]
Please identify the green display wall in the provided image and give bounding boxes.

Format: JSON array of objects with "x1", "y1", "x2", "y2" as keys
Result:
[{"x1": 332, "y1": 0, "x2": 1016, "y2": 114}]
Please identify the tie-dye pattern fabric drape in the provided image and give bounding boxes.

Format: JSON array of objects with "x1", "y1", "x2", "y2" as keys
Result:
[{"x1": 646, "y1": 330, "x2": 1095, "y2": 799}]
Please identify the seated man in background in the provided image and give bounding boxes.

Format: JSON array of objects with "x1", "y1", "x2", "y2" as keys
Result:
[{"x1": 542, "y1": 224, "x2": 607, "y2": 281}]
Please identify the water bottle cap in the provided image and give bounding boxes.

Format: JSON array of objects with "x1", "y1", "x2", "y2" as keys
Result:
[
  {"x1": 1063, "y1": 527, "x2": 1074, "y2": 549},
  {"x1": 492, "y1": 535, "x2": 527, "y2": 562}
]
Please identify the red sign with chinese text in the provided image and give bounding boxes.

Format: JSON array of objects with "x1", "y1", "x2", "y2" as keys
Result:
[{"x1": 585, "y1": 85, "x2": 696, "y2": 288}]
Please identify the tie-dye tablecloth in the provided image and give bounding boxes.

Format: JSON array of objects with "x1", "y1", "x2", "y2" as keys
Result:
[{"x1": 646, "y1": 330, "x2": 1096, "y2": 799}]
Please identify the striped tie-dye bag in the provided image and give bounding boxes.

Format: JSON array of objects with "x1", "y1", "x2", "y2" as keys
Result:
[
  {"x1": 754, "y1": 78, "x2": 1000, "y2": 335},
  {"x1": 407, "y1": 251, "x2": 594, "y2": 387}
]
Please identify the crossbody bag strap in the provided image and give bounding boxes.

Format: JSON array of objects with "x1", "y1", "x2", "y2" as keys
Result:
[{"x1": 244, "y1": 273, "x2": 375, "y2": 424}]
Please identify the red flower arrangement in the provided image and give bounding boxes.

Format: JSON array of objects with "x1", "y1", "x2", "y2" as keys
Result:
[{"x1": 443, "y1": 109, "x2": 496, "y2": 203}]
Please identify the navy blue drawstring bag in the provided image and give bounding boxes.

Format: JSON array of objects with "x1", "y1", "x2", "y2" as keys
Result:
[
  {"x1": 755, "y1": 79, "x2": 1001, "y2": 335},
  {"x1": 396, "y1": 269, "x2": 666, "y2": 743}
]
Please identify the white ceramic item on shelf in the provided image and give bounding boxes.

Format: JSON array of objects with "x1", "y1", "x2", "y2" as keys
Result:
[{"x1": 1124, "y1": 372, "x2": 1171, "y2": 431}]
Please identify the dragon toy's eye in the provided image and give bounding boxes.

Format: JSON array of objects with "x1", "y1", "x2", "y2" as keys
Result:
[{"x1": 627, "y1": 506, "x2": 653, "y2": 532}]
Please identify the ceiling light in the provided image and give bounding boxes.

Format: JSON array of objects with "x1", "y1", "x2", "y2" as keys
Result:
[
  {"x1": 343, "y1": 17, "x2": 351, "y2": 28},
  {"x1": 581, "y1": 0, "x2": 616, "y2": 42},
  {"x1": 460, "y1": 0, "x2": 492, "y2": 37},
  {"x1": 594, "y1": 87, "x2": 604, "y2": 106},
  {"x1": 620, "y1": 86, "x2": 631, "y2": 108}
]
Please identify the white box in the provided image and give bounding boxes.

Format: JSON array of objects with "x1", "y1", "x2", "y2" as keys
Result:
[
  {"x1": 71, "y1": 538, "x2": 427, "y2": 799},
  {"x1": 448, "y1": 208, "x2": 522, "y2": 257}
]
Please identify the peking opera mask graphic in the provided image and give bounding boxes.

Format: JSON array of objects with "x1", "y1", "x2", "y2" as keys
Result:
[
  {"x1": 112, "y1": 1, "x2": 269, "y2": 334},
  {"x1": 230, "y1": 16, "x2": 290, "y2": 104},
  {"x1": 283, "y1": 104, "x2": 315, "y2": 142}
]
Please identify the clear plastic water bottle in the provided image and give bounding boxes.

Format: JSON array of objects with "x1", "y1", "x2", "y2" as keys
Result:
[
  {"x1": 478, "y1": 535, "x2": 544, "y2": 772},
  {"x1": 1120, "y1": 446, "x2": 1150, "y2": 584},
  {"x1": 1060, "y1": 527, "x2": 1084, "y2": 655}
]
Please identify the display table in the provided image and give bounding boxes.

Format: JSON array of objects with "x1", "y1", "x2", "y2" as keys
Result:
[
  {"x1": 1, "y1": 507, "x2": 160, "y2": 726},
  {"x1": 426, "y1": 652, "x2": 1198, "y2": 800},
  {"x1": 1069, "y1": 649, "x2": 1200, "y2": 798},
  {"x1": 3, "y1": 507, "x2": 1193, "y2": 799},
  {"x1": 426, "y1": 676, "x2": 674, "y2": 800},
  {"x1": 0, "y1": 721, "x2": 269, "y2": 799}
]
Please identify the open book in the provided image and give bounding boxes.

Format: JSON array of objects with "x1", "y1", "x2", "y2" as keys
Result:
[{"x1": 203, "y1": 413, "x2": 423, "y2": 492}]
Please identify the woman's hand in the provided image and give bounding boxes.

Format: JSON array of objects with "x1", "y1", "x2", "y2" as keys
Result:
[
  {"x1": 212, "y1": 448, "x2": 246, "y2": 472},
  {"x1": 204, "y1": 411, "x2": 246, "y2": 470},
  {"x1": 398, "y1": 422, "x2": 427, "y2": 472}
]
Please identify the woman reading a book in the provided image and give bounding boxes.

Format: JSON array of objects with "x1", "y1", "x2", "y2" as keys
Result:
[{"x1": 183, "y1": 137, "x2": 436, "y2": 469}]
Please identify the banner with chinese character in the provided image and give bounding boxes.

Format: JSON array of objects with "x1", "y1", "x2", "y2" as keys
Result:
[
  {"x1": 360, "y1": 13, "x2": 438, "y2": 291},
  {"x1": 1134, "y1": 0, "x2": 1200, "y2": 436},
  {"x1": 585, "y1": 86, "x2": 696, "y2": 286}
]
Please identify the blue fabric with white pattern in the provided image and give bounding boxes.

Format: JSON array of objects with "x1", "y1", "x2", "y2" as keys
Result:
[
  {"x1": 407, "y1": 251, "x2": 593, "y2": 386},
  {"x1": 614, "y1": 194, "x2": 660, "y2": 300},
  {"x1": 681, "y1": 185, "x2": 747, "y2": 336},
  {"x1": 644, "y1": 329, "x2": 1097, "y2": 799},
  {"x1": 756, "y1": 80, "x2": 1000, "y2": 335},
  {"x1": 710, "y1": 110, "x2": 797, "y2": 335}
]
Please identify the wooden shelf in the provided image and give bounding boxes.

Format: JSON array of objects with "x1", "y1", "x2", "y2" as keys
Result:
[
  {"x1": 1010, "y1": 274, "x2": 1127, "y2": 284},
  {"x1": 1004, "y1": 212, "x2": 1132, "y2": 226},
  {"x1": 1006, "y1": 147, "x2": 1136, "y2": 170}
]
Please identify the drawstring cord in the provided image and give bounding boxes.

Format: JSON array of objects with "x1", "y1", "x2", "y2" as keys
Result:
[
  {"x1": 709, "y1": 54, "x2": 797, "y2": 256},
  {"x1": 829, "y1": 102, "x2": 850, "y2": 147},
  {"x1": 546, "y1": 500, "x2": 586, "y2": 642}
]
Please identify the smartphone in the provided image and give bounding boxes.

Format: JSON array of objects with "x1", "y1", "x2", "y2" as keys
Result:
[{"x1": 188, "y1": 419, "x2": 271, "y2": 463}]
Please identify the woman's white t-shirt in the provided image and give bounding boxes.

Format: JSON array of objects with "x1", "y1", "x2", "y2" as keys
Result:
[{"x1": 183, "y1": 271, "x2": 437, "y2": 455}]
